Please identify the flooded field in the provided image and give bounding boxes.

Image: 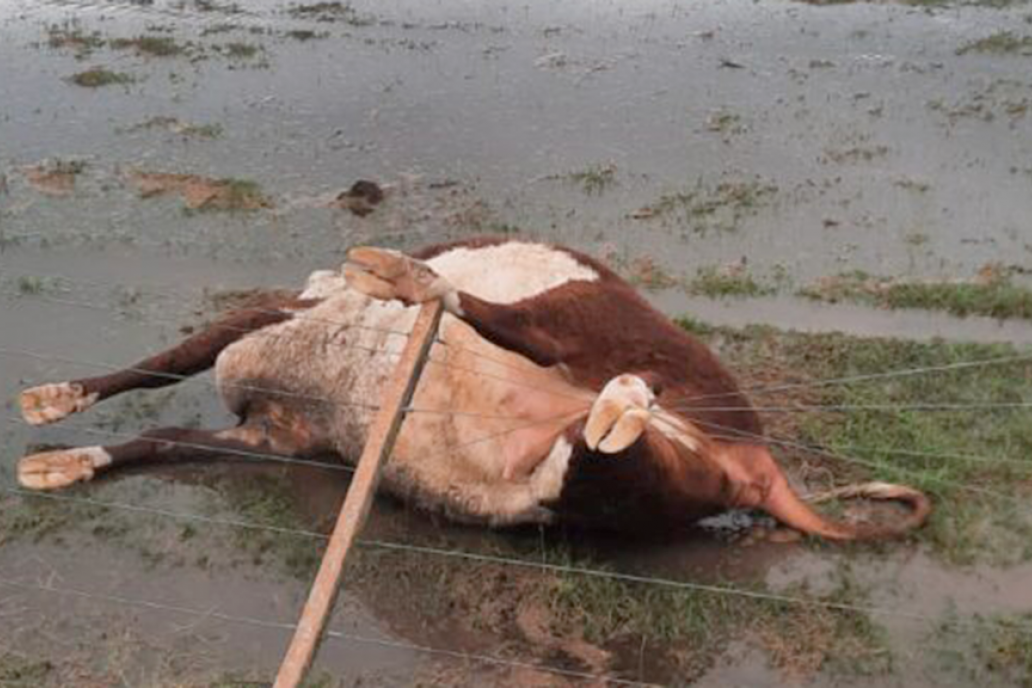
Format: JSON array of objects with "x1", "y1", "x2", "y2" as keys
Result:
[{"x1": 2, "y1": 0, "x2": 1032, "y2": 685}]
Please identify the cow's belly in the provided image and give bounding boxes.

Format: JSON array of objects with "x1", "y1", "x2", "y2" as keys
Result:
[{"x1": 213, "y1": 241, "x2": 599, "y2": 518}]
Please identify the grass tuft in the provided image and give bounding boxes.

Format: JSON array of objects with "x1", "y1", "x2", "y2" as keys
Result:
[
  {"x1": 68, "y1": 67, "x2": 135, "y2": 88},
  {"x1": 800, "y1": 272, "x2": 1032, "y2": 321},
  {"x1": 957, "y1": 31, "x2": 1032, "y2": 56}
]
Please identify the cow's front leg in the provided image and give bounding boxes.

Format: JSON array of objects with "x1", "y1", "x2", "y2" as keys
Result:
[
  {"x1": 344, "y1": 247, "x2": 460, "y2": 312},
  {"x1": 344, "y1": 246, "x2": 567, "y2": 367}
]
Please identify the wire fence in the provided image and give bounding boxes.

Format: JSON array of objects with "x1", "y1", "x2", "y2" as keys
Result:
[{"x1": 3, "y1": 264, "x2": 1032, "y2": 684}]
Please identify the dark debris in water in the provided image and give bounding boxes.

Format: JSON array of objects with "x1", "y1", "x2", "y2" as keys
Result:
[{"x1": 334, "y1": 179, "x2": 385, "y2": 216}]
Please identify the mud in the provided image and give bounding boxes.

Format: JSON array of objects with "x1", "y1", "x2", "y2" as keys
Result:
[{"x1": 2, "y1": 0, "x2": 1032, "y2": 685}]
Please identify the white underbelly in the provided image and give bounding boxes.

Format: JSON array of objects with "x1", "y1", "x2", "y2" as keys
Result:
[{"x1": 213, "y1": 241, "x2": 599, "y2": 514}]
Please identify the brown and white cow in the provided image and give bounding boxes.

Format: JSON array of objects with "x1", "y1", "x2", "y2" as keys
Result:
[{"x1": 17, "y1": 237, "x2": 930, "y2": 539}]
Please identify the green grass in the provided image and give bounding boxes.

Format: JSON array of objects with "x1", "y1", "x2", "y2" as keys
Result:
[
  {"x1": 15, "y1": 275, "x2": 62, "y2": 295},
  {"x1": 933, "y1": 612, "x2": 1032, "y2": 686},
  {"x1": 706, "y1": 109, "x2": 746, "y2": 137},
  {"x1": 800, "y1": 0, "x2": 1032, "y2": 6},
  {"x1": 219, "y1": 474, "x2": 322, "y2": 579},
  {"x1": 688, "y1": 266, "x2": 774, "y2": 298},
  {"x1": 565, "y1": 163, "x2": 617, "y2": 195},
  {"x1": 194, "y1": 0, "x2": 244, "y2": 13},
  {"x1": 285, "y1": 29, "x2": 329, "y2": 41},
  {"x1": 287, "y1": 2, "x2": 375, "y2": 24},
  {"x1": 68, "y1": 67, "x2": 135, "y2": 88},
  {"x1": 109, "y1": 35, "x2": 187, "y2": 57},
  {"x1": 215, "y1": 178, "x2": 269, "y2": 210},
  {"x1": 635, "y1": 177, "x2": 777, "y2": 234},
  {"x1": 179, "y1": 122, "x2": 222, "y2": 138},
  {"x1": 0, "y1": 653, "x2": 53, "y2": 684},
  {"x1": 220, "y1": 41, "x2": 261, "y2": 58},
  {"x1": 800, "y1": 272, "x2": 1032, "y2": 321},
  {"x1": 46, "y1": 25, "x2": 106, "y2": 56},
  {"x1": 692, "y1": 322, "x2": 1032, "y2": 564},
  {"x1": 957, "y1": 31, "x2": 1032, "y2": 56}
]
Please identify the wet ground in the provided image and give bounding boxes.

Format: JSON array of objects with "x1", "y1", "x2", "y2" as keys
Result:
[{"x1": 2, "y1": 0, "x2": 1032, "y2": 685}]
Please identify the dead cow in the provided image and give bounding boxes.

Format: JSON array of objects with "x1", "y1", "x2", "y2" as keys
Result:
[{"x1": 17, "y1": 237, "x2": 930, "y2": 539}]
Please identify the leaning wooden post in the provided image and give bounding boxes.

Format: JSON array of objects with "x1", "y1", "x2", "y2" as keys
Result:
[{"x1": 273, "y1": 300, "x2": 444, "y2": 688}]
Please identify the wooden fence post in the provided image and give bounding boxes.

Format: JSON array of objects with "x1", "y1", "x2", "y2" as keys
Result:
[{"x1": 273, "y1": 300, "x2": 444, "y2": 688}]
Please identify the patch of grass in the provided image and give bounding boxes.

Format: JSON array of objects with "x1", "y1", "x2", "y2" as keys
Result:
[
  {"x1": 209, "y1": 672, "x2": 340, "y2": 687},
  {"x1": 110, "y1": 35, "x2": 187, "y2": 57},
  {"x1": 219, "y1": 41, "x2": 261, "y2": 58},
  {"x1": 0, "y1": 488, "x2": 125, "y2": 544},
  {"x1": 220, "y1": 474, "x2": 322, "y2": 579},
  {"x1": 823, "y1": 144, "x2": 889, "y2": 164},
  {"x1": 46, "y1": 24, "x2": 106, "y2": 56},
  {"x1": 200, "y1": 22, "x2": 241, "y2": 36},
  {"x1": 958, "y1": 31, "x2": 1032, "y2": 56},
  {"x1": 341, "y1": 532, "x2": 891, "y2": 683},
  {"x1": 214, "y1": 178, "x2": 269, "y2": 210},
  {"x1": 285, "y1": 29, "x2": 329, "y2": 41},
  {"x1": 182, "y1": 123, "x2": 222, "y2": 138},
  {"x1": 68, "y1": 67, "x2": 135, "y2": 88},
  {"x1": 15, "y1": 275, "x2": 62, "y2": 295},
  {"x1": 684, "y1": 320, "x2": 1032, "y2": 564},
  {"x1": 928, "y1": 79, "x2": 1032, "y2": 125},
  {"x1": 193, "y1": 0, "x2": 244, "y2": 13},
  {"x1": 675, "y1": 314, "x2": 715, "y2": 336},
  {"x1": 0, "y1": 653, "x2": 53, "y2": 683},
  {"x1": 800, "y1": 0, "x2": 1032, "y2": 6},
  {"x1": 124, "y1": 116, "x2": 222, "y2": 138},
  {"x1": 974, "y1": 614, "x2": 1032, "y2": 685},
  {"x1": 800, "y1": 272, "x2": 1032, "y2": 321},
  {"x1": 547, "y1": 552, "x2": 890, "y2": 679},
  {"x1": 689, "y1": 266, "x2": 774, "y2": 298},
  {"x1": 933, "y1": 612, "x2": 1032, "y2": 686},
  {"x1": 565, "y1": 163, "x2": 617, "y2": 195},
  {"x1": 287, "y1": 2, "x2": 376, "y2": 25},
  {"x1": 705, "y1": 109, "x2": 746, "y2": 138},
  {"x1": 633, "y1": 177, "x2": 777, "y2": 234}
]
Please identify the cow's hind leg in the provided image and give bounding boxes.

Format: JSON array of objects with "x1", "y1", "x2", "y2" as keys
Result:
[
  {"x1": 19, "y1": 292, "x2": 314, "y2": 426},
  {"x1": 17, "y1": 421, "x2": 318, "y2": 491}
]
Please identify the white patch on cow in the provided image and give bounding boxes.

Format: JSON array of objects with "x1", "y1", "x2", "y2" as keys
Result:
[
  {"x1": 300, "y1": 270, "x2": 346, "y2": 300},
  {"x1": 427, "y1": 242, "x2": 599, "y2": 303},
  {"x1": 529, "y1": 436, "x2": 574, "y2": 502}
]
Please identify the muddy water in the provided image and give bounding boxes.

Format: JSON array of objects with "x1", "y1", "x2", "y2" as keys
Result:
[{"x1": 2, "y1": 0, "x2": 1032, "y2": 684}]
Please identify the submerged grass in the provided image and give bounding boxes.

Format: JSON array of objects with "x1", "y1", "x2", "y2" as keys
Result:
[
  {"x1": 565, "y1": 163, "x2": 617, "y2": 195},
  {"x1": 287, "y1": 1, "x2": 376, "y2": 25},
  {"x1": 933, "y1": 612, "x2": 1032, "y2": 686},
  {"x1": 68, "y1": 67, "x2": 135, "y2": 88},
  {"x1": 800, "y1": 272, "x2": 1032, "y2": 321},
  {"x1": 0, "y1": 653, "x2": 53, "y2": 683},
  {"x1": 110, "y1": 35, "x2": 188, "y2": 57},
  {"x1": 957, "y1": 31, "x2": 1032, "y2": 56},
  {"x1": 219, "y1": 41, "x2": 261, "y2": 58},
  {"x1": 688, "y1": 266, "x2": 774, "y2": 298},
  {"x1": 634, "y1": 177, "x2": 777, "y2": 234}
]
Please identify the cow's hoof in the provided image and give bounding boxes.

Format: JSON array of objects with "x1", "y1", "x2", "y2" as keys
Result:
[
  {"x1": 18, "y1": 447, "x2": 110, "y2": 490},
  {"x1": 345, "y1": 247, "x2": 450, "y2": 305},
  {"x1": 347, "y1": 246, "x2": 410, "y2": 279},
  {"x1": 19, "y1": 382, "x2": 98, "y2": 426},
  {"x1": 584, "y1": 375, "x2": 654, "y2": 454}
]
